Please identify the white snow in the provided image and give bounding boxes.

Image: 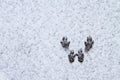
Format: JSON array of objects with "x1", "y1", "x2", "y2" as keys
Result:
[{"x1": 0, "y1": 0, "x2": 120, "y2": 80}]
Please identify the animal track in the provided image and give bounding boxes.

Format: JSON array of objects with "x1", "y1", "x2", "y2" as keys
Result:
[{"x1": 60, "y1": 36, "x2": 94, "y2": 63}]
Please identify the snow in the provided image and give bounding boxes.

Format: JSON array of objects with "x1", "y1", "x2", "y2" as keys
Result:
[{"x1": 0, "y1": 0, "x2": 120, "y2": 80}]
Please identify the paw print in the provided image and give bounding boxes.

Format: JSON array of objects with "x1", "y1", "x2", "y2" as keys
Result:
[
  {"x1": 60, "y1": 37, "x2": 70, "y2": 49},
  {"x1": 77, "y1": 49, "x2": 84, "y2": 63},
  {"x1": 84, "y1": 36, "x2": 94, "y2": 52},
  {"x1": 68, "y1": 50, "x2": 75, "y2": 63}
]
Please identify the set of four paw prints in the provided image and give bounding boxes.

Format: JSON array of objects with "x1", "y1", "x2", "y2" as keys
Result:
[{"x1": 60, "y1": 36, "x2": 94, "y2": 63}]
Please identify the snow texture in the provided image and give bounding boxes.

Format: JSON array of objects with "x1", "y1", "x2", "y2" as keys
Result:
[{"x1": 0, "y1": 0, "x2": 120, "y2": 80}]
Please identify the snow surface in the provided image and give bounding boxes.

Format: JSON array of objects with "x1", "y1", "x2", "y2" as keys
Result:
[{"x1": 0, "y1": 0, "x2": 120, "y2": 80}]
